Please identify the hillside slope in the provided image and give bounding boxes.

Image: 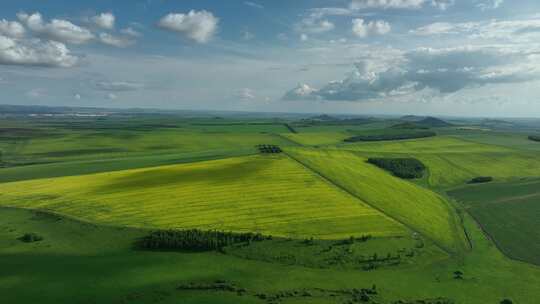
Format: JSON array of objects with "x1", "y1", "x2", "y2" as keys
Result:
[
  {"x1": 0, "y1": 155, "x2": 406, "y2": 239},
  {"x1": 286, "y1": 148, "x2": 468, "y2": 253}
]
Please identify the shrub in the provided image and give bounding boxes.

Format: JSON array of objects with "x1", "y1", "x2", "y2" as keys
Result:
[
  {"x1": 138, "y1": 229, "x2": 269, "y2": 252},
  {"x1": 367, "y1": 158, "x2": 426, "y2": 179},
  {"x1": 256, "y1": 144, "x2": 282, "y2": 154},
  {"x1": 500, "y1": 299, "x2": 513, "y2": 304},
  {"x1": 468, "y1": 176, "x2": 493, "y2": 184},
  {"x1": 19, "y1": 233, "x2": 43, "y2": 243}
]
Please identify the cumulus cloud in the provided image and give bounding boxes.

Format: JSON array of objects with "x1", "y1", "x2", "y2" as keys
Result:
[
  {"x1": 96, "y1": 81, "x2": 144, "y2": 91},
  {"x1": 0, "y1": 35, "x2": 79, "y2": 67},
  {"x1": 283, "y1": 45, "x2": 540, "y2": 101},
  {"x1": 17, "y1": 12, "x2": 94, "y2": 44},
  {"x1": 283, "y1": 83, "x2": 319, "y2": 100},
  {"x1": 158, "y1": 10, "x2": 219, "y2": 43},
  {"x1": 92, "y1": 12, "x2": 115, "y2": 30},
  {"x1": 300, "y1": 33, "x2": 309, "y2": 41},
  {"x1": 98, "y1": 33, "x2": 135, "y2": 48},
  {"x1": 0, "y1": 19, "x2": 25, "y2": 38},
  {"x1": 352, "y1": 19, "x2": 391, "y2": 37}
]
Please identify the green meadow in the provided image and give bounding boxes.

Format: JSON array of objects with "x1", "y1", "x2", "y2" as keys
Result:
[{"x1": 1, "y1": 114, "x2": 540, "y2": 304}]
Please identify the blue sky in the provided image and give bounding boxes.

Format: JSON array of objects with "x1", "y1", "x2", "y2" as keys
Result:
[{"x1": 1, "y1": 0, "x2": 540, "y2": 117}]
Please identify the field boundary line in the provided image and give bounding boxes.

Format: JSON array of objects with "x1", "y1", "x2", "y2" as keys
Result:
[
  {"x1": 456, "y1": 201, "x2": 540, "y2": 268},
  {"x1": 283, "y1": 150, "x2": 454, "y2": 255}
]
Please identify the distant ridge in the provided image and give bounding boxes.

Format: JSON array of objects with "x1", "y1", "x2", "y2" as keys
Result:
[{"x1": 416, "y1": 117, "x2": 453, "y2": 127}]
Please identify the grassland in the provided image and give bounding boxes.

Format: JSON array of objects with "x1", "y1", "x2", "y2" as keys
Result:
[
  {"x1": 2, "y1": 114, "x2": 540, "y2": 303},
  {"x1": 341, "y1": 136, "x2": 540, "y2": 188},
  {"x1": 280, "y1": 132, "x2": 350, "y2": 146},
  {"x1": 0, "y1": 154, "x2": 407, "y2": 239},
  {"x1": 448, "y1": 178, "x2": 540, "y2": 265},
  {"x1": 2, "y1": 206, "x2": 539, "y2": 304},
  {"x1": 285, "y1": 148, "x2": 468, "y2": 253}
]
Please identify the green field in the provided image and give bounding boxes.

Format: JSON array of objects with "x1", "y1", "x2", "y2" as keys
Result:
[
  {"x1": 286, "y1": 148, "x2": 468, "y2": 253},
  {"x1": 448, "y1": 178, "x2": 540, "y2": 265},
  {"x1": 0, "y1": 154, "x2": 406, "y2": 239},
  {"x1": 340, "y1": 136, "x2": 540, "y2": 188},
  {"x1": 2, "y1": 114, "x2": 540, "y2": 304}
]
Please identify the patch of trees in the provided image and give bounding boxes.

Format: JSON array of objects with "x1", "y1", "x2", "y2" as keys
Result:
[
  {"x1": 344, "y1": 131, "x2": 436, "y2": 142},
  {"x1": 138, "y1": 229, "x2": 269, "y2": 252},
  {"x1": 528, "y1": 135, "x2": 540, "y2": 142},
  {"x1": 468, "y1": 176, "x2": 493, "y2": 184},
  {"x1": 19, "y1": 233, "x2": 43, "y2": 243},
  {"x1": 257, "y1": 144, "x2": 282, "y2": 154},
  {"x1": 367, "y1": 158, "x2": 426, "y2": 179}
]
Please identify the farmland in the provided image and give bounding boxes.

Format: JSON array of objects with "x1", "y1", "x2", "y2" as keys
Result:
[
  {"x1": 448, "y1": 178, "x2": 540, "y2": 265},
  {"x1": 1, "y1": 112, "x2": 540, "y2": 304}
]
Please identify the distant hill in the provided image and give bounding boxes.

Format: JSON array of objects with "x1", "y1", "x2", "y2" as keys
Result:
[
  {"x1": 480, "y1": 119, "x2": 515, "y2": 128},
  {"x1": 416, "y1": 117, "x2": 453, "y2": 128},
  {"x1": 400, "y1": 115, "x2": 425, "y2": 122},
  {"x1": 309, "y1": 114, "x2": 339, "y2": 121},
  {"x1": 391, "y1": 122, "x2": 430, "y2": 130}
]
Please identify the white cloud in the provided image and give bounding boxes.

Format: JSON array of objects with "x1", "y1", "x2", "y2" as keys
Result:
[
  {"x1": 26, "y1": 88, "x2": 46, "y2": 98},
  {"x1": 431, "y1": 0, "x2": 455, "y2": 10},
  {"x1": 92, "y1": 12, "x2": 115, "y2": 30},
  {"x1": 74, "y1": 93, "x2": 81, "y2": 100},
  {"x1": 236, "y1": 88, "x2": 256, "y2": 100},
  {"x1": 98, "y1": 33, "x2": 135, "y2": 48},
  {"x1": 350, "y1": 0, "x2": 426, "y2": 10},
  {"x1": 107, "y1": 93, "x2": 117, "y2": 100},
  {"x1": 283, "y1": 45, "x2": 540, "y2": 101},
  {"x1": 244, "y1": 1, "x2": 264, "y2": 9},
  {"x1": 283, "y1": 83, "x2": 319, "y2": 100},
  {"x1": 0, "y1": 35, "x2": 79, "y2": 67},
  {"x1": 17, "y1": 12, "x2": 94, "y2": 44},
  {"x1": 0, "y1": 19, "x2": 25, "y2": 38},
  {"x1": 476, "y1": 0, "x2": 504, "y2": 11},
  {"x1": 300, "y1": 33, "x2": 309, "y2": 41},
  {"x1": 158, "y1": 10, "x2": 219, "y2": 43},
  {"x1": 350, "y1": 0, "x2": 453, "y2": 10},
  {"x1": 120, "y1": 27, "x2": 141, "y2": 37},
  {"x1": 241, "y1": 30, "x2": 254, "y2": 40},
  {"x1": 295, "y1": 18, "x2": 335, "y2": 34},
  {"x1": 96, "y1": 81, "x2": 144, "y2": 91},
  {"x1": 352, "y1": 19, "x2": 391, "y2": 37},
  {"x1": 410, "y1": 18, "x2": 540, "y2": 43},
  {"x1": 410, "y1": 22, "x2": 475, "y2": 35}
]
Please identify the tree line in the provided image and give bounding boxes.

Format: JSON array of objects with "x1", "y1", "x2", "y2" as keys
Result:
[
  {"x1": 528, "y1": 135, "x2": 540, "y2": 142},
  {"x1": 138, "y1": 229, "x2": 270, "y2": 252},
  {"x1": 344, "y1": 131, "x2": 436, "y2": 142}
]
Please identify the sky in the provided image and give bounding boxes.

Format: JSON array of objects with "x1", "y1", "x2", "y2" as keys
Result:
[{"x1": 1, "y1": 0, "x2": 540, "y2": 117}]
